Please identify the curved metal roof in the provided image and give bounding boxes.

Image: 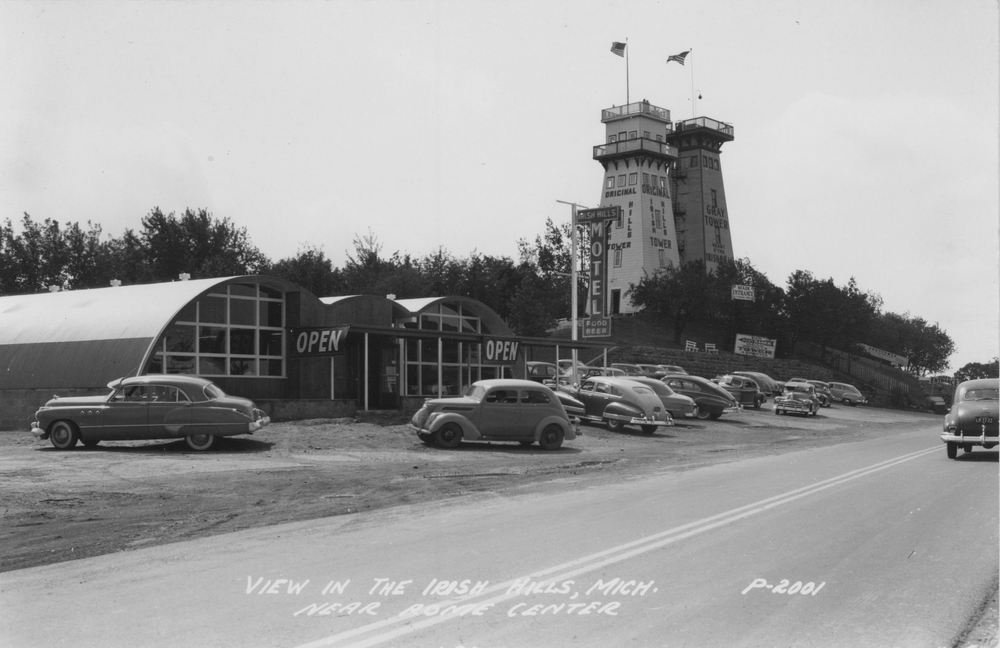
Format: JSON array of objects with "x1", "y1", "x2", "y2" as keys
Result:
[
  {"x1": 0, "y1": 277, "x2": 238, "y2": 345},
  {"x1": 393, "y1": 296, "x2": 511, "y2": 334}
]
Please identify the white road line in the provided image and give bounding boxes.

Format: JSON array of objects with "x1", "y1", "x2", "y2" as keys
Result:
[{"x1": 295, "y1": 445, "x2": 940, "y2": 648}]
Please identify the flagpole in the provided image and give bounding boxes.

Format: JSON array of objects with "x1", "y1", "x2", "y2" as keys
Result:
[
  {"x1": 625, "y1": 37, "x2": 630, "y2": 105},
  {"x1": 690, "y1": 48, "x2": 696, "y2": 118}
]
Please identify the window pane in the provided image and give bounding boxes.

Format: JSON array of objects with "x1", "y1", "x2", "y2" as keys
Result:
[
  {"x1": 200, "y1": 296, "x2": 227, "y2": 323},
  {"x1": 230, "y1": 299, "x2": 256, "y2": 325},
  {"x1": 199, "y1": 326, "x2": 227, "y2": 354},
  {"x1": 166, "y1": 355, "x2": 196, "y2": 374},
  {"x1": 231, "y1": 328, "x2": 256, "y2": 355},
  {"x1": 165, "y1": 325, "x2": 195, "y2": 353},
  {"x1": 261, "y1": 331, "x2": 283, "y2": 356},
  {"x1": 230, "y1": 358, "x2": 257, "y2": 376},
  {"x1": 198, "y1": 356, "x2": 225, "y2": 375},
  {"x1": 175, "y1": 302, "x2": 197, "y2": 322},
  {"x1": 260, "y1": 301, "x2": 283, "y2": 327},
  {"x1": 229, "y1": 283, "x2": 257, "y2": 297}
]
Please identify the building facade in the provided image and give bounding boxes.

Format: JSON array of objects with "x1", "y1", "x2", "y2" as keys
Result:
[{"x1": 0, "y1": 276, "x2": 605, "y2": 429}]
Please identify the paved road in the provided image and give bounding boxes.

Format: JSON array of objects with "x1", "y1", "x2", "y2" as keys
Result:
[{"x1": 3, "y1": 422, "x2": 996, "y2": 648}]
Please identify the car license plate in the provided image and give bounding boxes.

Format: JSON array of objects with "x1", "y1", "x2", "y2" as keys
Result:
[{"x1": 975, "y1": 416, "x2": 997, "y2": 424}]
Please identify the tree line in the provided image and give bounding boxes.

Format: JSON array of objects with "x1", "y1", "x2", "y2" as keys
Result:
[{"x1": 1, "y1": 209, "x2": 973, "y2": 375}]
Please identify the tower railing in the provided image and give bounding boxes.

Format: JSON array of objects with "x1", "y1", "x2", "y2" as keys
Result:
[
  {"x1": 593, "y1": 138, "x2": 679, "y2": 160},
  {"x1": 675, "y1": 117, "x2": 734, "y2": 137},
  {"x1": 602, "y1": 101, "x2": 672, "y2": 123}
]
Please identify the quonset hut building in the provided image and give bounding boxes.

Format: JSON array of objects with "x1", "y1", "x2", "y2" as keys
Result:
[{"x1": 0, "y1": 275, "x2": 604, "y2": 430}]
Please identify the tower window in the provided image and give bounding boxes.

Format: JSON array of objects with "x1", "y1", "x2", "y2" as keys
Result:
[
  {"x1": 617, "y1": 174, "x2": 625, "y2": 187},
  {"x1": 614, "y1": 249, "x2": 623, "y2": 268},
  {"x1": 606, "y1": 176, "x2": 615, "y2": 189},
  {"x1": 608, "y1": 134, "x2": 617, "y2": 143},
  {"x1": 628, "y1": 172, "x2": 637, "y2": 186},
  {"x1": 689, "y1": 156, "x2": 697, "y2": 168},
  {"x1": 628, "y1": 131, "x2": 637, "y2": 139}
]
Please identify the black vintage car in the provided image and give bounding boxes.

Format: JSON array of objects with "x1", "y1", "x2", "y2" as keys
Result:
[{"x1": 941, "y1": 378, "x2": 998, "y2": 459}]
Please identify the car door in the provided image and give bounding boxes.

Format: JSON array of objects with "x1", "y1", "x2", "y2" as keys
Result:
[
  {"x1": 100, "y1": 385, "x2": 151, "y2": 439},
  {"x1": 477, "y1": 387, "x2": 528, "y2": 440},
  {"x1": 146, "y1": 384, "x2": 193, "y2": 437}
]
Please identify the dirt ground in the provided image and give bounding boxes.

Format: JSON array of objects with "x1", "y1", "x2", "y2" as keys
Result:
[{"x1": 2, "y1": 405, "x2": 997, "y2": 646}]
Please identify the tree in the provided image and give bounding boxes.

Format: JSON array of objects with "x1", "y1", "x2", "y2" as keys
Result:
[
  {"x1": 629, "y1": 261, "x2": 711, "y2": 344},
  {"x1": 140, "y1": 207, "x2": 268, "y2": 281},
  {"x1": 0, "y1": 214, "x2": 109, "y2": 294},
  {"x1": 954, "y1": 359, "x2": 1000, "y2": 382},
  {"x1": 266, "y1": 245, "x2": 344, "y2": 297}
]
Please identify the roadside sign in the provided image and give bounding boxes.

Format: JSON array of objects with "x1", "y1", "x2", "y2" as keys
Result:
[
  {"x1": 577, "y1": 206, "x2": 621, "y2": 223},
  {"x1": 731, "y1": 285, "x2": 755, "y2": 301},
  {"x1": 582, "y1": 317, "x2": 612, "y2": 338}
]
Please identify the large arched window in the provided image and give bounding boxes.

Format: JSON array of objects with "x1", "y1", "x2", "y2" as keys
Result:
[{"x1": 146, "y1": 282, "x2": 285, "y2": 377}]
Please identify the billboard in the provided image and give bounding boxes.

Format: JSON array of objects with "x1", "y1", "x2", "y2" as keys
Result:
[{"x1": 734, "y1": 333, "x2": 776, "y2": 359}]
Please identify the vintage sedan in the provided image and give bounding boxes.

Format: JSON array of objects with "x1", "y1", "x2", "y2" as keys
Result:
[
  {"x1": 941, "y1": 378, "x2": 998, "y2": 459},
  {"x1": 31, "y1": 375, "x2": 270, "y2": 451},
  {"x1": 662, "y1": 374, "x2": 742, "y2": 420},
  {"x1": 788, "y1": 377, "x2": 833, "y2": 407},
  {"x1": 561, "y1": 376, "x2": 673, "y2": 434},
  {"x1": 526, "y1": 361, "x2": 559, "y2": 384},
  {"x1": 774, "y1": 381, "x2": 820, "y2": 416},
  {"x1": 715, "y1": 374, "x2": 766, "y2": 409},
  {"x1": 829, "y1": 381, "x2": 869, "y2": 406},
  {"x1": 733, "y1": 371, "x2": 782, "y2": 397},
  {"x1": 627, "y1": 376, "x2": 699, "y2": 419},
  {"x1": 409, "y1": 379, "x2": 578, "y2": 450}
]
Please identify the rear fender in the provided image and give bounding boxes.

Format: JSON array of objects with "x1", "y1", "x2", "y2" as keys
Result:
[{"x1": 603, "y1": 401, "x2": 643, "y2": 422}]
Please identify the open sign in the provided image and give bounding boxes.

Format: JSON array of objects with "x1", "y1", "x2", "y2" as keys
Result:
[
  {"x1": 290, "y1": 326, "x2": 350, "y2": 356},
  {"x1": 484, "y1": 338, "x2": 519, "y2": 362}
]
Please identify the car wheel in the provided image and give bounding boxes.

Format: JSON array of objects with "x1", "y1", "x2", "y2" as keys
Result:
[
  {"x1": 946, "y1": 441, "x2": 957, "y2": 459},
  {"x1": 538, "y1": 424, "x2": 564, "y2": 450},
  {"x1": 640, "y1": 425, "x2": 658, "y2": 435},
  {"x1": 49, "y1": 421, "x2": 79, "y2": 450},
  {"x1": 754, "y1": 398, "x2": 763, "y2": 409},
  {"x1": 185, "y1": 433, "x2": 216, "y2": 451},
  {"x1": 433, "y1": 423, "x2": 462, "y2": 449},
  {"x1": 696, "y1": 408, "x2": 712, "y2": 420},
  {"x1": 417, "y1": 433, "x2": 434, "y2": 445},
  {"x1": 842, "y1": 398, "x2": 852, "y2": 406},
  {"x1": 81, "y1": 438, "x2": 100, "y2": 448},
  {"x1": 606, "y1": 418, "x2": 625, "y2": 432},
  {"x1": 708, "y1": 412, "x2": 722, "y2": 420}
]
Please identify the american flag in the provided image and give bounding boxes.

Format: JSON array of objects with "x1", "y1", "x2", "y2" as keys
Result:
[
  {"x1": 667, "y1": 50, "x2": 690, "y2": 65},
  {"x1": 610, "y1": 42, "x2": 627, "y2": 57}
]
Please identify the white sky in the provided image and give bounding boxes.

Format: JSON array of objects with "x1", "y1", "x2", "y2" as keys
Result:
[{"x1": 2, "y1": 0, "x2": 997, "y2": 372}]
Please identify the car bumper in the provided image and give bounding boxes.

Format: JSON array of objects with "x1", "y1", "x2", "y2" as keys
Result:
[
  {"x1": 249, "y1": 415, "x2": 271, "y2": 433},
  {"x1": 30, "y1": 423, "x2": 47, "y2": 439},
  {"x1": 619, "y1": 415, "x2": 674, "y2": 427},
  {"x1": 940, "y1": 432, "x2": 998, "y2": 445}
]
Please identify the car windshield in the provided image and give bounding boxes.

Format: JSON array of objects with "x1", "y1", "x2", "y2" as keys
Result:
[{"x1": 963, "y1": 388, "x2": 999, "y2": 401}]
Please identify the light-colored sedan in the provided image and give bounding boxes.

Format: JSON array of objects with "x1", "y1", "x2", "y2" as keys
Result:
[
  {"x1": 409, "y1": 379, "x2": 578, "y2": 450},
  {"x1": 627, "y1": 376, "x2": 699, "y2": 419}
]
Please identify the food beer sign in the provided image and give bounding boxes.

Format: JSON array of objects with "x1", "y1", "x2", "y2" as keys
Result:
[{"x1": 577, "y1": 206, "x2": 620, "y2": 318}]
